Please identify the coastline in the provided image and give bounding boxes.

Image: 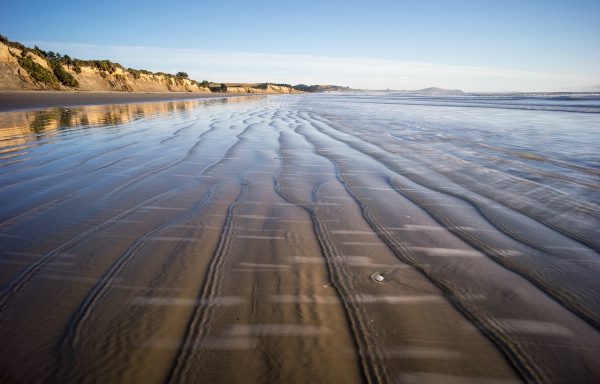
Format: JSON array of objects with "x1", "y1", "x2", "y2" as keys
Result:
[{"x1": 0, "y1": 91, "x2": 260, "y2": 112}]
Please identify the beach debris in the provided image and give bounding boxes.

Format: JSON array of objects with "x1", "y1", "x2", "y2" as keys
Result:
[{"x1": 371, "y1": 273, "x2": 385, "y2": 282}]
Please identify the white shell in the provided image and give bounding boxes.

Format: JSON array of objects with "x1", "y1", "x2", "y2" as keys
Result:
[{"x1": 373, "y1": 274, "x2": 384, "y2": 282}]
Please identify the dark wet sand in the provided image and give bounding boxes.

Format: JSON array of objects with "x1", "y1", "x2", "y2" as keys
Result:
[
  {"x1": 0, "y1": 91, "x2": 252, "y2": 112},
  {"x1": 0, "y1": 95, "x2": 598, "y2": 384}
]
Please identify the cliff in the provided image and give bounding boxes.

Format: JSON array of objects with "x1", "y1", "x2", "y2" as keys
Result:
[
  {"x1": 208, "y1": 83, "x2": 301, "y2": 94},
  {"x1": 292, "y1": 84, "x2": 351, "y2": 93},
  {"x1": 0, "y1": 41, "x2": 212, "y2": 92},
  {"x1": 0, "y1": 36, "x2": 303, "y2": 94}
]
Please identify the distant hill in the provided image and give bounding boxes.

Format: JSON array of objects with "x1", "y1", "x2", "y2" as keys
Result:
[
  {"x1": 410, "y1": 87, "x2": 464, "y2": 95},
  {"x1": 292, "y1": 84, "x2": 351, "y2": 93}
]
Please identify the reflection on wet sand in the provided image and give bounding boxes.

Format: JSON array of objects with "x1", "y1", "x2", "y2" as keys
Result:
[
  {"x1": 0, "y1": 96, "x2": 265, "y2": 158},
  {"x1": 0, "y1": 94, "x2": 598, "y2": 384}
]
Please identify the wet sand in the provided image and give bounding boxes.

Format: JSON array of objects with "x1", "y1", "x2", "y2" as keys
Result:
[
  {"x1": 0, "y1": 91, "x2": 251, "y2": 112},
  {"x1": 0, "y1": 95, "x2": 598, "y2": 383}
]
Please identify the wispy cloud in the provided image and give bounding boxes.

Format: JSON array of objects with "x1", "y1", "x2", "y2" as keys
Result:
[{"x1": 27, "y1": 41, "x2": 598, "y2": 92}]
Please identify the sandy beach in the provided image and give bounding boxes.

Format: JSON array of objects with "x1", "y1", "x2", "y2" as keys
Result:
[
  {"x1": 0, "y1": 94, "x2": 598, "y2": 384},
  {"x1": 0, "y1": 91, "x2": 254, "y2": 112}
]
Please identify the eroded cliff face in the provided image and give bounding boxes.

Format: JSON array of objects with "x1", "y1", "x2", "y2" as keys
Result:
[
  {"x1": 0, "y1": 42, "x2": 212, "y2": 92},
  {"x1": 0, "y1": 41, "x2": 299, "y2": 94},
  {"x1": 224, "y1": 84, "x2": 299, "y2": 94},
  {"x1": 0, "y1": 44, "x2": 40, "y2": 90},
  {"x1": 69, "y1": 66, "x2": 211, "y2": 92}
]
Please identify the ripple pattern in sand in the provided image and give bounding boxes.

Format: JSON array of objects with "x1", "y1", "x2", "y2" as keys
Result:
[{"x1": 0, "y1": 95, "x2": 598, "y2": 384}]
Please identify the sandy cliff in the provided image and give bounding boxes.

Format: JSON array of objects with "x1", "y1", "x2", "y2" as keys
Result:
[
  {"x1": 209, "y1": 83, "x2": 300, "y2": 94},
  {"x1": 0, "y1": 42, "x2": 211, "y2": 92},
  {"x1": 0, "y1": 43, "x2": 35, "y2": 90},
  {"x1": 71, "y1": 66, "x2": 210, "y2": 92}
]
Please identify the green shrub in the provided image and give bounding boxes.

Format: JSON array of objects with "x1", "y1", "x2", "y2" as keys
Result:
[
  {"x1": 0, "y1": 35, "x2": 27, "y2": 52},
  {"x1": 16, "y1": 55, "x2": 59, "y2": 87},
  {"x1": 60, "y1": 54, "x2": 73, "y2": 66},
  {"x1": 44, "y1": 50, "x2": 61, "y2": 60},
  {"x1": 293, "y1": 84, "x2": 321, "y2": 92},
  {"x1": 190, "y1": 79, "x2": 209, "y2": 88},
  {"x1": 176, "y1": 71, "x2": 188, "y2": 78},
  {"x1": 128, "y1": 68, "x2": 155, "y2": 79},
  {"x1": 70, "y1": 59, "x2": 121, "y2": 74},
  {"x1": 56, "y1": 55, "x2": 82, "y2": 74},
  {"x1": 94, "y1": 60, "x2": 114, "y2": 73},
  {"x1": 128, "y1": 68, "x2": 141, "y2": 79},
  {"x1": 49, "y1": 59, "x2": 79, "y2": 88}
]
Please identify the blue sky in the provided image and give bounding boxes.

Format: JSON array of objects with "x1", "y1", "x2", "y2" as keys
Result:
[{"x1": 2, "y1": 0, "x2": 599, "y2": 91}]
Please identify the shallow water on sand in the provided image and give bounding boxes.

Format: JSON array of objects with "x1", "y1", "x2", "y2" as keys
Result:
[{"x1": 0, "y1": 94, "x2": 598, "y2": 383}]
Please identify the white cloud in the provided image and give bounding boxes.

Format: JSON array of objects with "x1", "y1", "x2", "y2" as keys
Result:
[{"x1": 27, "y1": 41, "x2": 598, "y2": 92}]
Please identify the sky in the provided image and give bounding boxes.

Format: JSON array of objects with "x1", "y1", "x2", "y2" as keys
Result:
[{"x1": 2, "y1": 0, "x2": 599, "y2": 91}]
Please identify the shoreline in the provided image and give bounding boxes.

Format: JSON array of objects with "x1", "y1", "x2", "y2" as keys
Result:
[{"x1": 0, "y1": 91, "x2": 262, "y2": 112}]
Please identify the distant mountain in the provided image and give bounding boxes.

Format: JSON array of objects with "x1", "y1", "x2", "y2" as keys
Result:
[{"x1": 411, "y1": 87, "x2": 464, "y2": 95}]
